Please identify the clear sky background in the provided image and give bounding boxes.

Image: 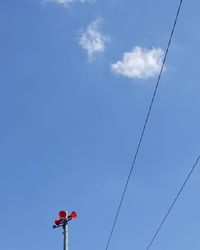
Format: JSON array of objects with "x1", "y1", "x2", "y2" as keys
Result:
[{"x1": 1, "y1": 1, "x2": 200, "y2": 250}]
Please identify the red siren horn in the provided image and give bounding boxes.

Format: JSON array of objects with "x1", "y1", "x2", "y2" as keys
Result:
[
  {"x1": 59, "y1": 210, "x2": 67, "y2": 219},
  {"x1": 54, "y1": 219, "x2": 61, "y2": 225},
  {"x1": 70, "y1": 211, "x2": 77, "y2": 219}
]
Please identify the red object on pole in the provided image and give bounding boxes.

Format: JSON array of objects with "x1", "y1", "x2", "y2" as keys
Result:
[
  {"x1": 53, "y1": 210, "x2": 77, "y2": 250},
  {"x1": 70, "y1": 211, "x2": 77, "y2": 219},
  {"x1": 59, "y1": 211, "x2": 67, "y2": 219},
  {"x1": 55, "y1": 219, "x2": 62, "y2": 225}
]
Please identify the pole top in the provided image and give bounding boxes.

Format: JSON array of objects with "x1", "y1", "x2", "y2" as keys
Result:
[{"x1": 53, "y1": 210, "x2": 77, "y2": 229}]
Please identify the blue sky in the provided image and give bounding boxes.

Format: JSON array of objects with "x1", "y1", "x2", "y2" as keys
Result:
[{"x1": 0, "y1": 0, "x2": 200, "y2": 250}]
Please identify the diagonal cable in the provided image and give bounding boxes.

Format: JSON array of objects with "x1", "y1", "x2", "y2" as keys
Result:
[
  {"x1": 146, "y1": 155, "x2": 200, "y2": 250},
  {"x1": 105, "y1": 1, "x2": 184, "y2": 250}
]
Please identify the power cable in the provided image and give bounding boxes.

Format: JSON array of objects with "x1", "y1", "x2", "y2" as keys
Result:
[
  {"x1": 105, "y1": 1, "x2": 184, "y2": 249},
  {"x1": 146, "y1": 155, "x2": 200, "y2": 249}
]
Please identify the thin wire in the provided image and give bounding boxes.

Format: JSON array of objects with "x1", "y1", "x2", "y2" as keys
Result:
[
  {"x1": 105, "y1": 1, "x2": 184, "y2": 249},
  {"x1": 146, "y1": 155, "x2": 200, "y2": 250}
]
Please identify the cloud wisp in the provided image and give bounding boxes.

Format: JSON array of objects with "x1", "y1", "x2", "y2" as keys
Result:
[
  {"x1": 43, "y1": 0, "x2": 95, "y2": 7},
  {"x1": 111, "y1": 47, "x2": 165, "y2": 80},
  {"x1": 78, "y1": 18, "x2": 110, "y2": 60}
]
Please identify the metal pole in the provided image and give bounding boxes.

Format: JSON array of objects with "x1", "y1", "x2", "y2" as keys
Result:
[{"x1": 63, "y1": 223, "x2": 68, "y2": 250}]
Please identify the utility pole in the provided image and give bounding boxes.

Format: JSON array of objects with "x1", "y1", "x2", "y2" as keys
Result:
[
  {"x1": 63, "y1": 221, "x2": 68, "y2": 250},
  {"x1": 53, "y1": 210, "x2": 77, "y2": 250}
]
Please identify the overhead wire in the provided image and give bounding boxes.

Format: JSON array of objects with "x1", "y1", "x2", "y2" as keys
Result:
[
  {"x1": 105, "y1": 1, "x2": 184, "y2": 250},
  {"x1": 146, "y1": 155, "x2": 200, "y2": 249}
]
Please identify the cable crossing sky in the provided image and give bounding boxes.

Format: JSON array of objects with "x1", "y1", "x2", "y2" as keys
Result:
[
  {"x1": 105, "y1": 1, "x2": 184, "y2": 250},
  {"x1": 145, "y1": 155, "x2": 200, "y2": 249}
]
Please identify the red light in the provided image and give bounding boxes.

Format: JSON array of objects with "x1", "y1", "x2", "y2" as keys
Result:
[
  {"x1": 70, "y1": 211, "x2": 77, "y2": 219},
  {"x1": 59, "y1": 211, "x2": 67, "y2": 219},
  {"x1": 54, "y1": 219, "x2": 61, "y2": 225}
]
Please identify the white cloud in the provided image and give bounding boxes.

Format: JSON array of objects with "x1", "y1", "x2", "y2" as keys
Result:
[
  {"x1": 43, "y1": 0, "x2": 95, "y2": 6},
  {"x1": 111, "y1": 47, "x2": 165, "y2": 80},
  {"x1": 78, "y1": 18, "x2": 110, "y2": 59}
]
